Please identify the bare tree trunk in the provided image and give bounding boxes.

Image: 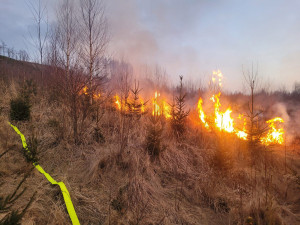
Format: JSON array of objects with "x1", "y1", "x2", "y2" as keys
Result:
[
  {"x1": 80, "y1": 0, "x2": 108, "y2": 102},
  {"x1": 243, "y1": 64, "x2": 267, "y2": 157},
  {"x1": 116, "y1": 63, "x2": 131, "y2": 154},
  {"x1": 27, "y1": 0, "x2": 49, "y2": 85},
  {"x1": 57, "y1": 0, "x2": 79, "y2": 143}
]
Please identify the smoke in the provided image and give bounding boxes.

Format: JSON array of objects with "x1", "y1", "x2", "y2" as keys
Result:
[
  {"x1": 105, "y1": 0, "x2": 215, "y2": 87},
  {"x1": 106, "y1": 0, "x2": 159, "y2": 66},
  {"x1": 104, "y1": 0, "x2": 300, "y2": 92},
  {"x1": 286, "y1": 101, "x2": 300, "y2": 140},
  {"x1": 271, "y1": 103, "x2": 290, "y2": 123},
  {"x1": 268, "y1": 101, "x2": 300, "y2": 143}
]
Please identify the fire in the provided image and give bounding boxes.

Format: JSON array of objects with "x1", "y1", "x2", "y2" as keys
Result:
[
  {"x1": 152, "y1": 91, "x2": 171, "y2": 119},
  {"x1": 115, "y1": 95, "x2": 122, "y2": 110},
  {"x1": 112, "y1": 91, "x2": 169, "y2": 117},
  {"x1": 210, "y1": 93, "x2": 234, "y2": 133},
  {"x1": 236, "y1": 130, "x2": 247, "y2": 140},
  {"x1": 80, "y1": 86, "x2": 101, "y2": 99},
  {"x1": 215, "y1": 108, "x2": 234, "y2": 133},
  {"x1": 198, "y1": 92, "x2": 285, "y2": 144},
  {"x1": 197, "y1": 98, "x2": 209, "y2": 128},
  {"x1": 80, "y1": 86, "x2": 88, "y2": 95},
  {"x1": 197, "y1": 70, "x2": 285, "y2": 145},
  {"x1": 236, "y1": 114, "x2": 248, "y2": 140},
  {"x1": 212, "y1": 70, "x2": 223, "y2": 87},
  {"x1": 141, "y1": 99, "x2": 145, "y2": 113},
  {"x1": 163, "y1": 101, "x2": 171, "y2": 118},
  {"x1": 152, "y1": 91, "x2": 161, "y2": 117},
  {"x1": 261, "y1": 117, "x2": 284, "y2": 145},
  {"x1": 114, "y1": 94, "x2": 146, "y2": 114},
  {"x1": 198, "y1": 92, "x2": 235, "y2": 133},
  {"x1": 93, "y1": 93, "x2": 101, "y2": 99}
]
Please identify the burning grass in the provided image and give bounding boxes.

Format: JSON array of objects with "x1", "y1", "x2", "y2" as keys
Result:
[
  {"x1": 0, "y1": 74, "x2": 300, "y2": 224},
  {"x1": 197, "y1": 91, "x2": 285, "y2": 145}
]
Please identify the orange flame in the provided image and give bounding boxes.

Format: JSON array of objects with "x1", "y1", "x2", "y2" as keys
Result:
[
  {"x1": 163, "y1": 101, "x2": 171, "y2": 119},
  {"x1": 236, "y1": 114, "x2": 248, "y2": 140},
  {"x1": 212, "y1": 70, "x2": 223, "y2": 87},
  {"x1": 115, "y1": 95, "x2": 122, "y2": 110},
  {"x1": 197, "y1": 70, "x2": 286, "y2": 144},
  {"x1": 80, "y1": 86, "x2": 101, "y2": 100},
  {"x1": 197, "y1": 92, "x2": 285, "y2": 144},
  {"x1": 141, "y1": 99, "x2": 145, "y2": 113},
  {"x1": 261, "y1": 117, "x2": 284, "y2": 145},
  {"x1": 79, "y1": 86, "x2": 88, "y2": 95},
  {"x1": 197, "y1": 98, "x2": 209, "y2": 128},
  {"x1": 114, "y1": 94, "x2": 145, "y2": 114},
  {"x1": 152, "y1": 91, "x2": 161, "y2": 117},
  {"x1": 152, "y1": 91, "x2": 171, "y2": 119},
  {"x1": 211, "y1": 92, "x2": 234, "y2": 133},
  {"x1": 93, "y1": 93, "x2": 101, "y2": 99}
]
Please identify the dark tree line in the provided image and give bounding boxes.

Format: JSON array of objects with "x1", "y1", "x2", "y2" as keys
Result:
[{"x1": 0, "y1": 41, "x2": 30, "y2": 61}]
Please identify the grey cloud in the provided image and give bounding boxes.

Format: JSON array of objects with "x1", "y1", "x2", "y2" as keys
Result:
[{"x1": 1, "y1": 0, "x2": 300, "y2": 91}]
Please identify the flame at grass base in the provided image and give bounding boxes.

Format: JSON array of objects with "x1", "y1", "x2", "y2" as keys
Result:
[
  {"x1": 197, "y1": 93, "x2": 284, "y2": 145},
  {"x1": 79, "y1": 86, "x2": 101, "y2": 100},
  {"x1": 236, "y1": 114, "x2": 248, "y2": 140},
  {"x1": 197, "y1": 98, "x2": 209, "y2": 128},
  {"x1": 115, "y1": 95, "x2": 122, "y2": 110},
  {"x1": 152, "y1": 91, "x2": 171, "y2": 119},
  {"x1": 261, "y1": 117, "x2": 284, "y2": 145},
  {"x1": 211, "y1": 93, "x2": 234, "y2": 133}
]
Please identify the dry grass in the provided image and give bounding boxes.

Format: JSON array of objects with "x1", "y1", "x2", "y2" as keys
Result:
[{"x1": 0, "y1": 80, "x2": 300, "y2": 225}]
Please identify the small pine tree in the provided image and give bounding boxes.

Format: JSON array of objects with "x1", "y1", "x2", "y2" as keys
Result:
[
  {"x1": 10, "y1": 98, "x2": 31, "y2": 121},
  {"x1": 145, "y1": 115, "x2": 165, "y2": 160},
  {"x1": 212, "y1": 137, "x2": 232, "y2": 172},
  {"x1": 170, "y1": 76, "x2": 190, "y2": 139},
  {"x1": 0, "y1": 174, "x2": 35, "y2": 225},
  {"x1": 24, "y1": 135, "x2": 39, "y2": 164},
  {"x1": 0, "y1": 146, "x2": 36, "y2": 225},
  {"x1": 19, "y1": 79, "x2": 37, "y2": 103},
  {"x1": 9, "y1": 79, "x2": 37, "y2": 121},
  {"x1": 126, "y1": 81, "x2": 146, "y2": 118}
]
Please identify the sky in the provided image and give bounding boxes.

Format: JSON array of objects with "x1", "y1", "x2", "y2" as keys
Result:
[{"x1": 1, "y1": 0, "x2": 300, "y2": 92}]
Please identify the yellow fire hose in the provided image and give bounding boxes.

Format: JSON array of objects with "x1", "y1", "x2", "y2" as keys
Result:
[{"x1": 8, "y1": 122, "x2": 80, "y2": 225}]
